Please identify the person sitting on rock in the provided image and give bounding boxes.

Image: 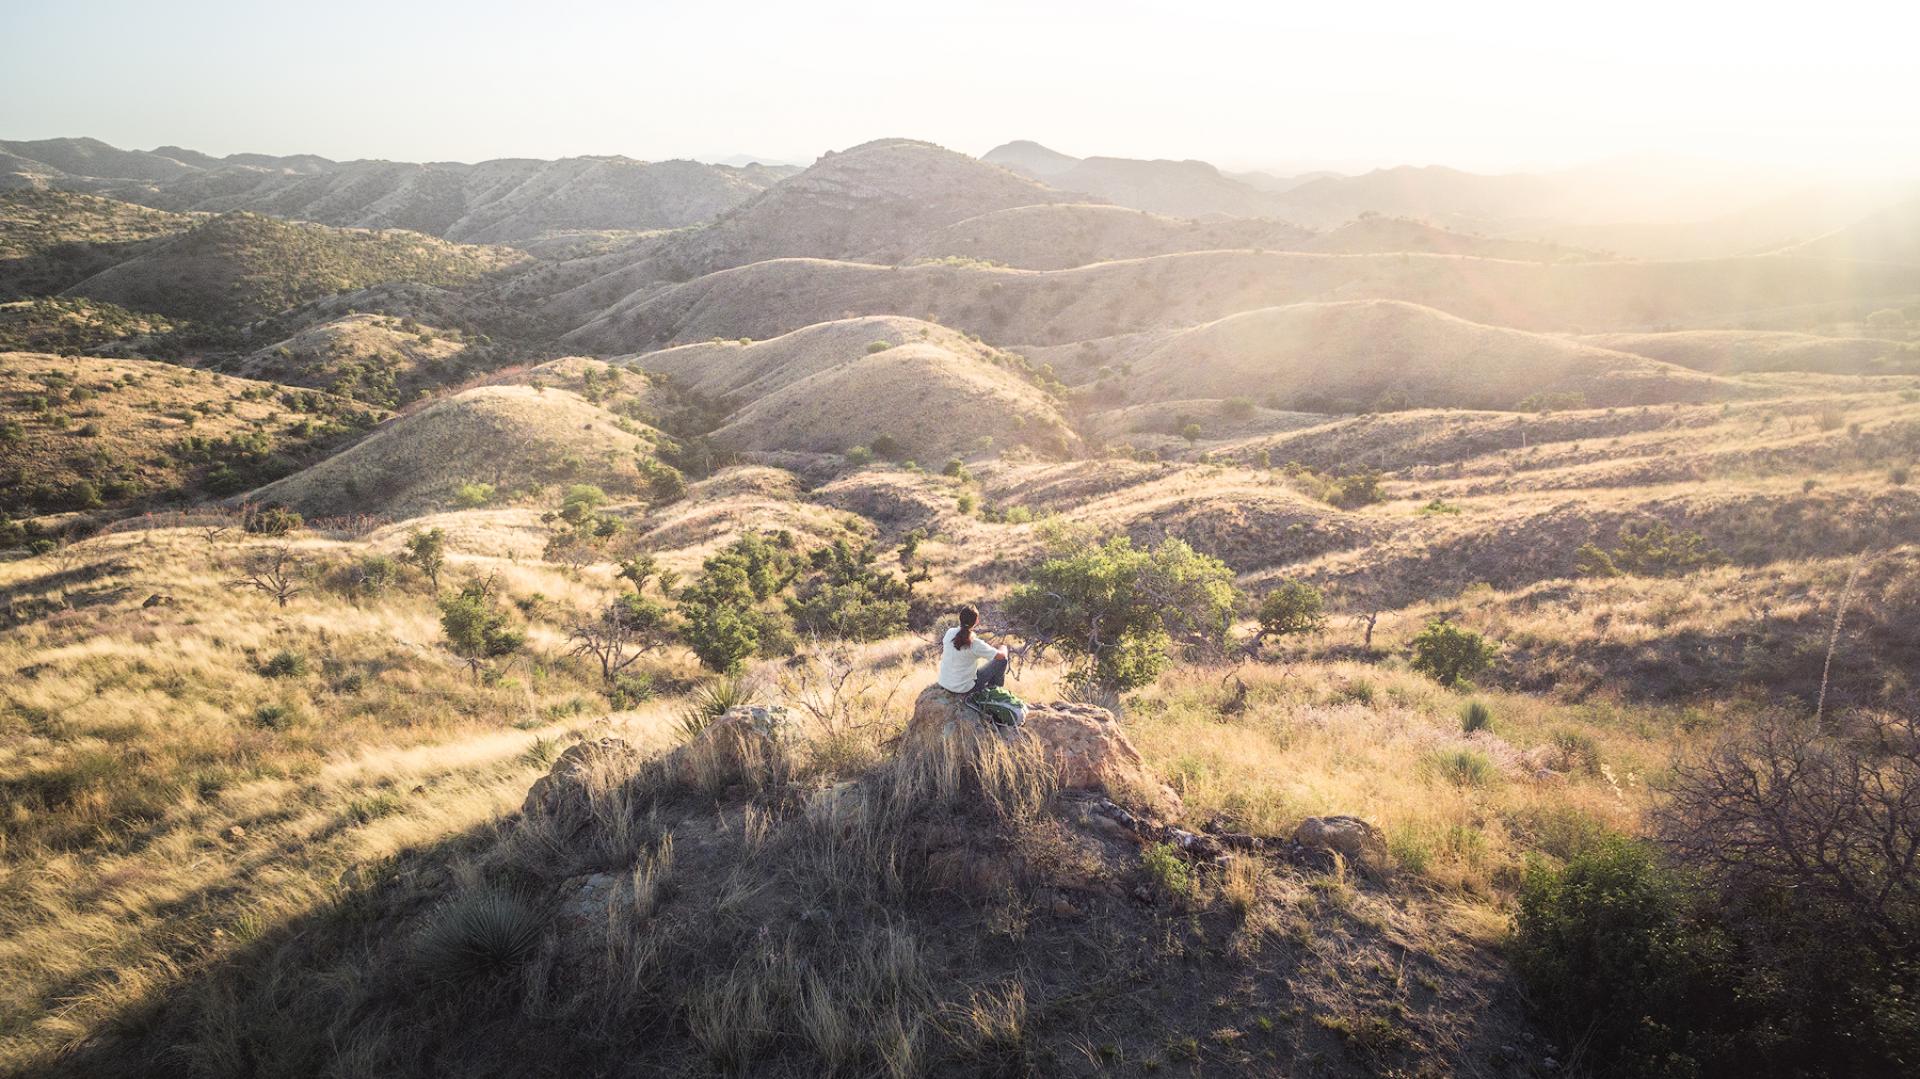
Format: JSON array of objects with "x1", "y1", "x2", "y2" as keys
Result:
[{"x1": 939, "y1": 604, "x2": 1008, "y2": 699}]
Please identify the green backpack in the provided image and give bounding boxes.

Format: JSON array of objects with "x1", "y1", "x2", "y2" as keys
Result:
[{"x1": 971, "y1": 686, "x2": 1027, "y2": 727}]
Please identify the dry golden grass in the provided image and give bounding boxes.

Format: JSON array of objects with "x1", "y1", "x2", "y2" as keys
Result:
[
  {"x1": 905, "y1": 202, "x2": 1311, "y2": 270},
  {"x1": 0, "y1": 351, "x2": 379, "y2": 521},
  {"x1": 0, "y1": 526, "x2": 674, "y2": 1069},
  {"x1": 563, "y1": 245, "x2": 1920, "y2": 354},
  {"x1": 1080, "y1": 300, "x2": 1742, "y2": 411},
  {"x1": 234, "y1": 312, "x2": 471, "y2": 402},
  {"x1": 246, "y1": 383, "x2": 656, "y2": 519}
]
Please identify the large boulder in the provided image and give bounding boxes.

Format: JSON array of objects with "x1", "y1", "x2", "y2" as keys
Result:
[
  {"x1": 1293, "y1": 814, "x2": 1388, "y2": 875},
  {"x1": 522, "y1": 737, "x2": 642, "y2": 818},
  {"x1": 656, "y1": 703, "x2": 798, "y2": 792},
  {"x1": 906, "y1": 683, "x2": 1174, "y2": 811}
]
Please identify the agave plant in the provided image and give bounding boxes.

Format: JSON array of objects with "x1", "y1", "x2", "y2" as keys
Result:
[{"x1": 412, "y1": 888, "x2": 545, "y2": 984}]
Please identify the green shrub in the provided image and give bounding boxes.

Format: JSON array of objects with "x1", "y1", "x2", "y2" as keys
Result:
[
  {"x1": 453, "y1": 480, "x2": 495, "y2": 508},
  {"x1": 253, "y1": 703, "x2": 298, "y2": 729},
  {"x1": 610, "y1": 671, "x2": 655, "y2": 710},
  {"x1": 1254, "y1": 580, "x2": 1326, "y2": 646},
  {"x1": 1512, "y1": 837, "x2": 1736, "y2": 1076},
  {"x1": 1575, "y1": 520, "x2": 1722, "y2": 578},
  {"x1": 942, "y1": 457, "x2": 972, "y2": 481},
  {"x1": 636, "y1": 455, "x2": 687, "y2": 503},
  {"x1": 347, "y1": 554, "x2": 403, "y2": 598},
  {"x1": 1429, "y1": 747, "x2": 1497, "y2": 787},
  {"x1": 677, "y1": 532, "x2": 798, "y2": 673},
  {"x1": 785, "y1": 539, "x2": 910, "y2": 641},
  {"x1": 1409, "y1": 621, "x2": 1496, "y2": 687},
  {"x1": 869, "y1": 434, "x2": 903, "y2": 459},
  {"x1": 260, "y1": 650, "x2": 308, "y2": 679},
  {"x1": 1141, "y1": 842, "x2": 1194, "y2": 900},
  {"x1": 438, "y1": 579, "x2": 524, "y2": 679},
  {"x1": 866, "y1": 340, "x2": 891, "y2": 354},
  {"x1": 844, "y1": 445, "x2": 874, "y2": 465},
  {"x1": 1549, "y1": 728, "x2": 1602, "y2": 775},
  {"x1": 1326, "y1": 470, "x2": 1385, "y2": 508},
  {"x1": 412, "y1": 889, "x2": 546, "y2": 984},
  {"x1": 1007, "y1": 535, "x2": 1238, "y2": 692}
]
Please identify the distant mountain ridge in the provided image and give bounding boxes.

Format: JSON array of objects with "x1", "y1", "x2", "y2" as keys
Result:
[{"x1": 0, "y1": 137, "x2": 796, "y2": 244}]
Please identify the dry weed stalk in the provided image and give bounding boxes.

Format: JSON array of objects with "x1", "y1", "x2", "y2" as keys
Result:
[{"x1": 1814, "y1": 556, "x2": 1865, "y2": 732}]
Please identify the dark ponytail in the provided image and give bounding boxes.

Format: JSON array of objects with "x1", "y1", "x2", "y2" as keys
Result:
[{"x1": 955, "y1": 604, "x2": 979, "y2": 648}]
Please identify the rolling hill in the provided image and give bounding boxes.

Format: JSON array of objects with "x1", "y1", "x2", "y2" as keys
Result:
[
  {"x1": 905, "y1": 203, "x2": 1312, "y2": 269},
  {"x1": 0, "y1": 138, "x2": 790, "y2": 244},
  {"x1": 983, "y1": 140, "x2": 1302, "y2": 218},
  {"x1": 535, "y1": 139, "x2": 1074, "y2": 323},
  {"x1": 1069, "y1": 301, "x2": 1740, "y2": 411},
  {"x1": 231, "y1": 313, "x2": 479, "y2": 405},
  {"x1": 62, "y1": 211, "x2": 526, "y2": 323},
  {"x1": 563, "y1": 248, "x2": 1920, "y2": 354},
  {"x1": 0, "y1": 351, "x2": 377, "y2": 517},
  {"x1": 0, "y1": 189, "x2": 194, "y2": 299},
  {"x1": 621, "y1": 316, "x2": 1078, "y2": 461},
  {"x1": 1580, "y1": 329, "x2": 1918, "y2": 376},
  {"x1": 245, "y1": 383, "x2": 654, "y2": 518}
]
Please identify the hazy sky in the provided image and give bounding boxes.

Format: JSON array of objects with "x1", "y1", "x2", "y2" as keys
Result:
[{"x1": 4, "y1": 0, "x2": 1916, "y2": 176}]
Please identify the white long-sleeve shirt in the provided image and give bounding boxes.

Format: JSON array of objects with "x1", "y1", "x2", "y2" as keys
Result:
[{"x1": 938, "y1": 626, "x2": 999, "y2": 692}]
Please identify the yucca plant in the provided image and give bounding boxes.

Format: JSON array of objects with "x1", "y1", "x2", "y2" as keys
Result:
[
  {"x1": 676, "y1": 676, "x2": 755, "y2": 742},
  {"x1": 1460, "y1": 700, "x2": 1493, "y2": 733},
  {"x1": 413, "y1": 888, "x2": 545, "y2": 984}
]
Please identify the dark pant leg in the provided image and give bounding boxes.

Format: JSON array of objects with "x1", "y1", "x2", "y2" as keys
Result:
[{"x1": 970, "y1": 654, "x2": 1007, "y2": 694}]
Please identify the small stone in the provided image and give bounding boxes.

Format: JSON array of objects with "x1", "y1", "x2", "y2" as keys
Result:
[
  {"x1": 1051, "y1": 897, "x2": 1082, "y2": 917},
  {"x1": 225, "y1": 825, "x2": 246, "y2": 840}
]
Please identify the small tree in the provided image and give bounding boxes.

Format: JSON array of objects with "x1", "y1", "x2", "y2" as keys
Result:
[
  {"x1": 226, "y1": 545, "x2": 307, "y2": 607},
  {"x1": 1006, "y1": 535, "x2": 1239, "y2": 692},
  {"x1": 676, "y1": 532, "x2": 800, "y2": 673},
  {"x1": 568, "y1": 592, "x2": 670, "y2": 684},
  {"x1": 438, "y1": 577, "x2": 524, "y2": 680},
  {"x1": 785, "y1": 539, "x2": 910, "y2": 641},
  {"x1": 1253, "y1": 580, "x2": 1326, "y2": 651},
  {"x1": 1409, "y1": 620, "x2": 1496, "y2": 687},
  {"x1": 405, "y1": 528, "x2": 447, "y2": 591}
]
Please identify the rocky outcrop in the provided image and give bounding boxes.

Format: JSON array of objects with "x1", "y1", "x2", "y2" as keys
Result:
[
  {"x1": 906, "y1": 683, "x2": 1175, "y2": 812},
  {"x1": 1293, "y1": 815, "x2": 1388, "y2": 875},
  {"x1": 521, "y1": 737, "x2": 642, "y2": 819}
]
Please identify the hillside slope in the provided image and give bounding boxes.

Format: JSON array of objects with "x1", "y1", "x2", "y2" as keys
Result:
[
  {"x1": 62, "y1": 212, "x2": 526, "y2": 323},
  {"x1": 246, "y1": 384, "x2": 651, "y2": 518},
  {"x1": 906, "y1": 203, "x2": 1311, "y2": 269},
  {"x1": 708, "y1": 340, "x2": 1077, "y2": 460},
  {"x1": 1079, "y1": 301, "x2": 1740, "y2": 411},
  {"x1": 0, "y1": 351, "x2": 377, "y2": 517},
  {"x1": 563, "y1": 249, "x2": 1920, "y2": 353},
  {"x1": 537, "y1": 139, "x2": 1072, "y2": 322},
  {"x1": 0, "y1": 190, "x2": 194, "y2": 299},
  {"x1": 129, "y1": 155, "x2": 782, "y2": 243},
  {"x1": 1580, "y1": 329, "x2": 1918, "y2": 376}
]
